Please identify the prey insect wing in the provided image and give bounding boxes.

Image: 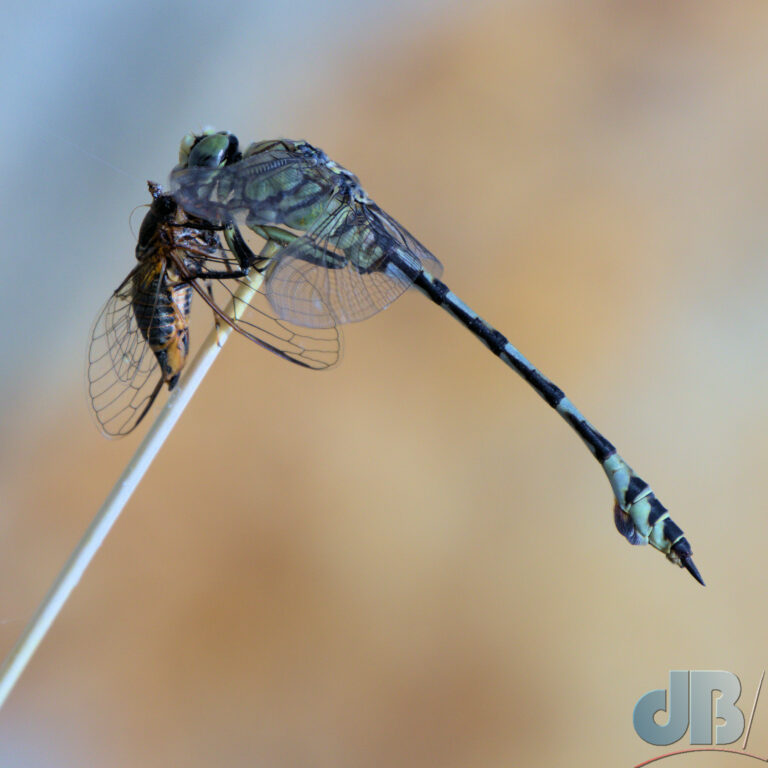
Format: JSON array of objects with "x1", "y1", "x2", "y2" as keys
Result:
[
  {"x1": 87, "y1": 181, "x2": 341, "y2": 438},
  {"x1": 189, "y1": 252, "x2": 343, "y2": 369},
  {"x1": 172, "y1": 221, "x2": 342, "y2": 368},
  {"x1": 86, "y1": 269, "x2": 165, "y2": 437}
]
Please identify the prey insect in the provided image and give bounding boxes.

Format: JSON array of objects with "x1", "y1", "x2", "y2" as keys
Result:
[
  {"x1": 169, "y1": 130, "x2": 703, "y2": 584},
  {"x1": 86, "y1": 180, "x2": 340, "y2": 437}
]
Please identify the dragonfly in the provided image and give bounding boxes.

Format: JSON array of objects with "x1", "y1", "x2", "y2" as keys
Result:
[
  {"x1": 170, "y1": 130, "x2": 703, "y2": 584},
  {"x1": 86, "y1": 178, "x2": 340, "y2": 437}
]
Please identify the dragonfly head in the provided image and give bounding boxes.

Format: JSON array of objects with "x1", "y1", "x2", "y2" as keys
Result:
[{"x1": 177, "y1": 129, "x2": 241, "y2": 170}]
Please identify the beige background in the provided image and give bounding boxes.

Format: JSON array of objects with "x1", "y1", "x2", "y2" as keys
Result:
[{"x1": 1, "y1": 2, "x2": 767, "y2": 765}]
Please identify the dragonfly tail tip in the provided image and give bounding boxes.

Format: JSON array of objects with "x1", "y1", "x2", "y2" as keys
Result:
[
  {"x1": 683, "y1": 556, "x2": 705, "y2": 586},
  {"x1": 669, "y1": 537, "x2": 705, "y2": 586}
]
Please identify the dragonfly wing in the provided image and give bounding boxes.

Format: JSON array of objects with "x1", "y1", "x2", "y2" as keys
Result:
[
  {"x1": 168, "y1": 163, "x2": 238, "y2": 222},
  {"x1": 363, "y1": 202, "x2": 444, "y2": 280},
  {"x1": 265, "y1": 249, "x2": 415, "y2": 328},
  {"x1": 170, "y1": 145, "x2": 327, "y2": 229},
  {"x1": 86, "y1": 276, "x2": 163, "y2": 438},
  {"x1": 265, "y1": 199, "x2": 442, "y2": 327}
]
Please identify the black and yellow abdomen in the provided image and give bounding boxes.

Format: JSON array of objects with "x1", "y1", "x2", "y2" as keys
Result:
[{"x1": 131, "y1": 261, "x2": 192, "y2": 389}]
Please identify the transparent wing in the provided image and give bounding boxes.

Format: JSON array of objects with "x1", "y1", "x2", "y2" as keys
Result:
[
  {"x1": 86, "y1": 274, "x2": 163, "y2": 438},
  {"x1": 178, "y1": 226, "x2": 342, "y2": 369},
  {"x1": 196, "y1": 273, "x2": 342, "y2": 370},
  {"x1": 264, "y1": 198, "x2": 443, "y2": 328},
  {"x1": 170, "y1": 142, "x2": 329, "y2": 228},
  {"x1": 365, "y1": 202, "x2": 443, "y2": 279}
]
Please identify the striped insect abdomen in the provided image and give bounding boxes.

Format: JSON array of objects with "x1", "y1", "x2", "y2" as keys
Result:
[{"x1": 131, "y1": 265, "x2": 192, "y2": 389}]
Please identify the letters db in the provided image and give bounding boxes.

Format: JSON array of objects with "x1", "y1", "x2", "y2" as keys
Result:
[{"x1": 634, "y1": 670, "x2": 744, "y2": 746}]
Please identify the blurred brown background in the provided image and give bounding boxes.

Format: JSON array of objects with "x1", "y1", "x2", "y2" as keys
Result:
[{"x1": 1, "y1": 1, "x2": 767, "y2": 765}]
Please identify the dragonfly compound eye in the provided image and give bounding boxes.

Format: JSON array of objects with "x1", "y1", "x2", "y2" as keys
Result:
[{"x1": 187, "y1": 131, "x2": 240, "y2": 169}]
